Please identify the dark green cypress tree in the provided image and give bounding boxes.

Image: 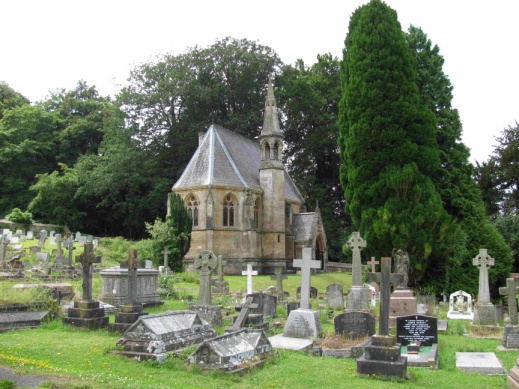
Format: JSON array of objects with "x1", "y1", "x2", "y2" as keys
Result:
[
  {"x1": 339, "y1": 0, "x2": 453, "y2": 285},
  {"x1": 166, "y1": 192, "x2": 192, "y2": 272}
]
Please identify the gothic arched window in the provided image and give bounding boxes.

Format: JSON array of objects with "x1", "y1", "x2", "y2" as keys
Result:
[
  {"x1": 254, "y1": 198, "x2": 260, "y2": 229},
  {"x1": 264, "y1": 143, "x2": 270, "y2": 160},
  {"x1": 274, "y1": 143, "x2": 279, "y2": 160},
  {"x1": 187, "y1": 195, "x2": 199, "y2": 227},
  {"x1": 223, "y1": 194, "x2": 235, "y2": 227}
]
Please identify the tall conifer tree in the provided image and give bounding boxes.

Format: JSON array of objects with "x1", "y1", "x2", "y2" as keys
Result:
[{"x1": 339, "y1": 0, "x2": 452, "y2": 284}]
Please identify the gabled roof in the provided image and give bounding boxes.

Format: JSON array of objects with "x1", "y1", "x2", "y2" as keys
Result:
[
  {"x1": 126, "y1": 311, "x2": 205, "y2": 336},
  {"x1": 205, "y1": 329, "x2": 264, "y2": 357},
  {"x1": 292, "y1": 212, "x2": 319, "y2": 242},
  {"x1": 173, "y1": 125, "x2": 303, "y2": 204}
]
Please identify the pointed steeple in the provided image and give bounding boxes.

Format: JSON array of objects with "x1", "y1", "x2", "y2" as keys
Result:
[{"x1": 260, "y1": 77, "x2": 283, "y2": 138}]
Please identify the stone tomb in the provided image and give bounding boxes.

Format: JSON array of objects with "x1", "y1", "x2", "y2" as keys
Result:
[
  {"x1": 456, "y1": 352, "x2": 505, "y2": 374},
  {"x1": 113, "y1": 310, "x2": 216, "y2": 362},
  {"x1": 0, "y1": 311, "x2": 56, "y2": 331},
  {"x1": 334, "y1": 311, "x2": 375, "y2": 340},
  {"x1": 396, "y1": 314, "x2": 439, "y2": 367},
  {"x1": 189, "y1": 329, "x2": 273, "y2": 373},
  {"x1": 447, "y1": 290, "x2": 474, "y2": 320}
]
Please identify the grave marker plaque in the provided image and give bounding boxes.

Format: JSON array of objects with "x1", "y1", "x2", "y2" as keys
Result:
[{"x1": 396, "y1": 315, "x2": 438, "y2": 346}]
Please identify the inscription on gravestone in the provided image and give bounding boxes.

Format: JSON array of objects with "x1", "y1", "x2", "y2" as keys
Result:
[
  {"x1": 334, "y1": 311, "x2": 375, "y2": 339},
  {"x1": 396, "y1": 315, "x2": 438, "y2": 346},
  {"x1": 286, "y1": 314, "x2": 314, "y2": 339}
]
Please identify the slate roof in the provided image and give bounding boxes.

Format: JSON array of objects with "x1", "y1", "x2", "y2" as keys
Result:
[
  {"x1": 205, "y1": 329, "x2": 264, "y2": 357},
  {"x1": 292, "y1": 212, "x2": 319, "y2": 242},
  {"x1": 128, "y1": 311, "x2": 204, "y2": 336},
  {"x1": 173, "y1": 124, "x2": 303, "y2": 203}
]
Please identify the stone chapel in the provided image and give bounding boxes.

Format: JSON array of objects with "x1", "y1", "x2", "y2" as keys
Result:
[{"x1": 172, "y1": 79, "x2": 327, "y2": 274}]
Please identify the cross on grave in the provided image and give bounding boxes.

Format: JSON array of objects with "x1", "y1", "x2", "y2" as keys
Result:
[
  {"x1": 120, "y1": 249, "x2": 144, "y2": 306},
  {"x1": 293, "y1": 247, "x2": 321, "y2": 310},
  {"x1": 162, "y1": 247, "x2": 169, "y2": 271},
  {"x1": 347, "y1": 232, "x2": 367, "y2": 287},
  {"x1": 242, "y1": 264, "x2": 258, "y2": 295},
  {"x1": 64, "y1": 236, "x2": 75, "y2": 266},
  {"x1": 367, "y1": 257, "x2": 379, "y2": 273},
  {"x1": 231, "y1": 296, "x2": 259, "y2": 332},
  {"x1": 54, "y1": 234, "x2": 67, "y2": 265},
  {"x1": 0, "y1": 234, "x2": 8, "y2": 263},
  {"x1": 76, "y1": 242, "x2": 102, "y2": 301},
  {"x1": 194, "y1": 250, "x2": 218, "y2": 305},
  {"x1": 217, "y1": 255, "x2": 226, "y2": 283},
  {"x1": 499, "y1": 278, "x2": 519, "y2": 325},
  {"x1": 270, "y1": 266, "x2": 287, "y2": 302},
  {"x1": 369, "y1": 257, "x2": 403, "y2": 336},
  {"x1": 473, "y1": 249, "x2": 495, "y2": 304}
]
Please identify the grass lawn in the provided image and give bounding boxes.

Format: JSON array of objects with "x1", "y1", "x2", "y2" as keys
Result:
[{"x1": 0, "y1": 239, "x2": 515, "y2": 388}]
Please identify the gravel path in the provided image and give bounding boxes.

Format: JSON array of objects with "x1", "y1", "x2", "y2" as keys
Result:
[{"x1": 0, "y1": 365, "x2": 70, "y2": 388}]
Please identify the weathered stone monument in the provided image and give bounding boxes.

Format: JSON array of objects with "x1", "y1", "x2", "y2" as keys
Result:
[
  {"x1": 189, "y1": 250, "x2": 222, "y2": 325},
  {"x1": 499, "y1": 278, "x2": 519, "y2": 348},
  {"x1": 389, "y1": 249, "x2": 417, "y2": 326},
  {"x1": 108, "y1": 249, "x2": 149, "y2": 333},
  {"x1": 270, "y1": 265, "x2": 287, "y2": 302},
  {"x1": 472, "y1": 249, "x2": 497, "y2": 327},
  {"x1": 269, "y1": 248, "x2": 322, "y2": 351},
  {"x1": 346, "y1": 232, "x2": 370, "y2": 311},
  {"x1": 357, "y1": 257, "x2": 407, "y2": 377},
  {"x1": 212, "y1": 255, "x2": 229, "y2": 294},
  {"x1": 242, "y1": 263, "x2": 258, "y2": 295},
  {"x1": 53, "y1": 234, "x2": 67, "y2": 267},
  {"x1": 327, "y1": 283, "x2": 344, "y2": 310},
  {"x1": 447, "y1": 290, "x2": 474, "y2": 320},
  {"x1": 335, "y1": 311, "x2": 375, "y2": 339},
  {"x1": 62, "y1": 243, "x2": 109, "y2": 329},
  {"x1": 160, "y1": 246, "x2": 172, "y2": 275}
]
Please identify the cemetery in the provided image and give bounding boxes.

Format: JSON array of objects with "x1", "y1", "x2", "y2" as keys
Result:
[{"x1": 0, "y1": 233, "x2": 518, "y2": 388}]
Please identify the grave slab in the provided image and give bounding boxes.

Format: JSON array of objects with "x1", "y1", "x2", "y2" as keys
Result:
[
  {"x1": 268, "y1": 334, "x2": 313, "y2": 351},
  {"x1": 455, "y1": 352, "x2": 505, "y2": 374}
]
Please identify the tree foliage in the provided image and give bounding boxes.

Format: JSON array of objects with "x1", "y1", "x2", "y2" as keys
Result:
[{"x1": 0, "y1": 82, "x2": 30, "y2": 120}]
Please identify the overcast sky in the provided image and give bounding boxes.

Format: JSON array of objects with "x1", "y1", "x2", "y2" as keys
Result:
[{"x1": 2, "y1": 0, "x2": 518, "y2": 163}]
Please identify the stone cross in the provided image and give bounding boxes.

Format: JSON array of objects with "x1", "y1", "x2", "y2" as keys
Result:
[
  {"x1": 369, "y1": 257, "x2": 403, "y2": 336},
  {"x1": 120, "y1": 249, "x2": 144, "y2": 306},
  {"x1": 216, "y1": 255, "x2": 226, "y2": 283},
  {"x1": 242, "y1": 264, "x2": 258, "y2": 295},
  {"x1": 76, "y1": 242, "x2": 102, "y2": 301},
  {"x1": 270, "y1": 266, "x2": 288, "y2": 302},
  {"x1": 55, "y1": 234, "x2": 66, "y2": 264},
  {"x1": 162, "y1": 246, "x2": 169, "y2": 270},
  {"x1": 473, "y1": 248, "x2": 495, "y2": 303},
  {"x1": 347, "y1": 232, "x2": 367, "y2": 287},
  {"x1": 367, "y1": 257, "x2": 379, "y2": 273},
  {"x1": 293, "y1": 247, "x2": 321, "y2": 309},
  {"x1": 499, "y1": 278, "x2": 519, "y2": 325},
  {"x1": 194, "y1": 250, "x2": 217, "y2": 305},
  {"x1": 64, "y1": 236, "x2": 75, "y2": 266}
]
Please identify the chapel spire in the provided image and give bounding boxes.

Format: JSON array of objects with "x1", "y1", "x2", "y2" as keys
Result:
[{"x1": 260, "y1": 76, "x2": 283, "y2": 138}]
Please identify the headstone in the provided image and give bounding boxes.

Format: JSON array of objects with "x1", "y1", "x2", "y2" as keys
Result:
[
  {"x1": 270, "y1": 265, "x2": 287, "y2": 302},
  {"x1": 447, "y1": 290, "x2": 474, "y2": 320},
  {"x1": 327, "y1": 283, "x2": 344, "y2": 310},
  {"x1": 189, "y1": 329, "x2": 273, "y2": 372},
  {"x1": 50, "y1": 236, "x2": 56, "y2": 246},
  {"x1": 36, "y1": 252, "x2": 50, "y2": 263},
  {"x1": 293, "y1": 248, "x2": 321, "y2": 309},
  {"x1": 49, "y1": 231, "x2": 55, "y2": 239},
  {"x1": 242, "y1": 263, "x2": 258, "y2": 295},
  {"x1": 396, "y1": 315, "x2": 438, "y2": 346},
  {"x1": 92, "y1": 238, "x2": 99, "y2": 249},
  {"x1": 78, "y1": 236, "x2": 87, "y2": 247},
  {"x1": 113, "y1": 310, "x2": 216, "y2": 362},
  {"x1": 0, "y1": 234, "x2": 8, "y2": 264},
  {"x1": 228, "y1": 296, "x2": 260, "y2": 332},
  {"x1": 10, "y1": 236, "x2": 19, "y2": 244},
  {"x1": 287, "y1": 301, "x2": 300, "y2": 317},
  {"x1": 456, "y1": 352, "x2": 505, "y2": 374},
  {"x1": 62, "y1": 243, "x2": 108, "y2": 329},
  {"x1": 26, "y1": 231, "x2": 34, "y2": 240},
  {"x1": 64, "y1": 236, "x2": 75, "y2": 267},
  {"x1": 54, "y1": 234, "x2": 67, "y2": 267},
  {"x1": 365, "y1": 284, "x2": 377, "y2": 307},
  {"x1": 297, "y1": 286, "x2": 318, "y2": 299},
  {"x1": 75, "y1": 232, "x2": 81, "y2": 242},
  {"x1": 346, "y1": 232, "x2": 370, "y2": 311},
  {"x1": 188, "y1": 304, "x2": 222, "y2": 326},
  {"x1": 334, "y1": 311, "x2": 375, "y2": 339},
  {"x1": 212, "y1": 255, "x2": 229, "y2": 294},
  {"x1": 194, "y1": 250, "x2": 217, "y2": 306},
  {"x1": 161, "y1": 246, "x2": 170, "y2": 274},
  {"x1": 472, "y1": 249, "x2": 497, "y2": 326},
  {"x1": 389, "y1": 249, "x2": 417, "y2": 326},
  {"x1": 15, "y1": 229, "x2": 23, "y2": 237},
  {"x1": 87, "y1": 234, "x2": 93, "y2": 242},
  {"x1": 247, "y1": 292, "x2": 277, "y2": 318},
  {"x1": 499, "y1": 278, "x2": 519, "y2": 348}
]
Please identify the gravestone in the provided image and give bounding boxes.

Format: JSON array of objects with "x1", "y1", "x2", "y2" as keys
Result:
[
  {"x1": 227, "y1": 296, "x2": 262, "y2": 332},
  {"x1": 247, "y1": 292, "x2": 277, "y2": 318},
  {"x1": 327, "y1": 283, "x2": 344, "y2": 310},
  {"x1": 50, "y1": 236, "x2": 56, "y2": 246},
  {"x1": 53, "y1": 234, "x2": 67, "y2": 267},
  {"x1": 0, "y1": 234, "x2": 8, "y2": 265},
  {"x1": 357, "y1": 257, "x2": 407, "y2": 377},
  {"x1": 212, "y1": 255, "x2": 229, "y2": 294},
  {"x1": 108, "y1": 249, "x2": 149, "y2": 333},
  {"x1": 456, "y1": 352, "x2": 505, "y2": 374},
  {"x1": 36, "y1": 252, "x2": 50, "y2": 263},
  {"x1": 269, "y1": 248, "x2": 322, "y2": 351},
  {"x1": 92, "y1": 238, "x2": 98, "y2": 248},
  {"x1": 447, "y1": 290, "x2": 474, "y2": 320},
  {"x1": 195, "y1": 250, "x2": 217, "y2": 306},
  {"x1": 270, "y1": 265, "x2": 287, "y2": 302},
  {"x1": 0, "y1": 311, "x2": 56, "y2": 331},
  {"x1": 397, "y1": 314, "x2": 439, "y2": 367},
  {"x1": 26, "y1": 231, "x2": 34, "y2": 240},
  {"x1": 161, "y1": 246, "x2": 172, "y2": 275},
  {"x1": 189, "y1": 329, "x2": 273, "y2": 372},
  {"x1": 242, "y1": 263, "x2": 258, "y2": 295},
  {"x1": 78, "y1": 236, "x2": 87, "y2": 247},
  {"x1": 75, "y1": 232, "x2": 81, "y2": 242},
  {"x1": 287, "y1": 301, "x2": 300, "y2": 317},
  {"x1": 346, "y1": 232, "x2": 370, "y2": 311},
  {"x1": 335, "y1": 311, "x2": 375, "y2": 339},
  {"x1": 499, "y1": 278, "x2": 519, "y2": 348},
  {"x1": 113, "y1": 311, "x2": 216, "y2": 362},
  {"x1": 62, "y1": 243, "x2": 109, "y2": 329},
  {"x1": 64, "y1": 236, "x2": 75, "y2": 267},
  {"x1": 472, "y1": 249, "x2": 497, "y2": 327},
  {"x1": 297, "y1": 286, "x2": 318, "y2": 299},
  {"x1": 389, "y1": 249, "x2": 417, "y2": 327}
]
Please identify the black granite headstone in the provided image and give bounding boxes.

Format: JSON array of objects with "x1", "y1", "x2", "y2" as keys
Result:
[
  {"x1": 334, "y1": 311, "x2": 375, "y2": 339},
  {"x1": 396, "y1": 314, "x2": 438, "y2": 346},
  {"x1": 287, "y1": 301, "x2": 300, "y2": 317},
  {"x1": 247, "y1": 292, "x2": 277, "y2": 317}
]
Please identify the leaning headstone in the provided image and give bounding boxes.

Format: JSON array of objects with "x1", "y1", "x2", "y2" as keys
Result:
[
  {"x1": 327, "y1": 283, "x2": 344, "y2": 310},
  {"x1": 346, "y1": 232, "x2": 370, "y2": 311},
  {"x1": 113, "y1": 310, "x2": 216, "y2": 362},
  {"x1": 499, "y1": 278, "x2": 519, "y2": 348},
  {"x1": 447, "y1": 290, "x2": 474, "y2": 320},
  {"x1": 62, "y1": 243, "x2": 109, "y2": 329},
  {"x1": 357, "y1": 257, "x2": 407, "y2": 377},
  {"x1": 389, "y1": 249, "x2": 417, "y2": 327},
  {"x1": 269, "y1": 248, "x2": 322, "y2": 351},
  {"x1": 227, "y1": 296, "x2": 260, "y2": 332},
  {"x1": 189, "y1": 329, "x2": 273, "y2": 373},
  {"x1": 472, "y1": 249, "x2": 497, "y2": 327},
  {"x1": 397, "y1": 314, "x2": 439, "y2": 367},
  {"x1": 335, "y1": 311, "x2": 375, "y2": 339},
  {"x1": 242, "y1": 263, "x2": 258, "y2": 295}
]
